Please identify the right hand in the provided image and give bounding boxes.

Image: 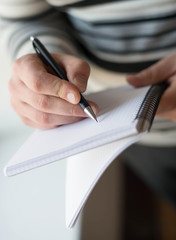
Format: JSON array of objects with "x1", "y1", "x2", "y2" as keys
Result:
[{"x1": 8, "y1": 53, "x2": 98, "y2": 129}]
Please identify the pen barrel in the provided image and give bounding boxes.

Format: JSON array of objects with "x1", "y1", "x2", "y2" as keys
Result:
[
  {"x1": 79, "y1": 95, "x2": 89, "y2": 109},
  {"x1": 32, "y1": 38, "x2": 68, "y2": 80}
]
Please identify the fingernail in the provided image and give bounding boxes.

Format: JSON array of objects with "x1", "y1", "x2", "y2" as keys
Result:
[{"x1": 67, "y1": 92, "x2": 76, "y2": 104}]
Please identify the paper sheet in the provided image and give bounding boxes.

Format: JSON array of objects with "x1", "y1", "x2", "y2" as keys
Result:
[{"x1": 65, "y1": 132, "x2": 146, "y2": 228}]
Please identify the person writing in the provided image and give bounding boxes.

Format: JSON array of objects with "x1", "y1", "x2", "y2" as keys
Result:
[{"x1": 1, "y1": 0, "x2": 176, "y2": 204}]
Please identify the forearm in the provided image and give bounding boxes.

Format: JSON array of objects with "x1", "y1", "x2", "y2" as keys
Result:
[{"x1": 0, "y1": 0, "x2": 80, "y2": 62}]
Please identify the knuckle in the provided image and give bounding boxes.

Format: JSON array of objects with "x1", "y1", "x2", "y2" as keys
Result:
[
  {"x1": 31, "y1": 76, "x2": 42, "y2": 92},
  {"x1": 38, "y1": 71, "x2": 48, "y2": 82},
  {"x1": 36, "y1": 95, "x2": 49, "y2": 111},
  {"x1": 56, "y1": 80, "x2": 65, "y2": 98},
  {"x1": 69, "y1": 105, "x2": 79, "y2": 116},
  {"x1": 31, "y1": 71, "x2": 46, "y2": 93}
]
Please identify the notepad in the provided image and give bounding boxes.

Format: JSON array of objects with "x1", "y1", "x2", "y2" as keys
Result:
[
  {"x1": 4, "y1": 83, "x2": 166, "y2": 177},
  {"x1": 65, "y1": 132, "x2": 145, "y2": 228}
]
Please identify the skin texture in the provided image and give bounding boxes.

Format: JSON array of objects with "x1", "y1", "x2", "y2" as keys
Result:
[{"x1": 9, "y1": 53, "x2": 176, "y2": 129}]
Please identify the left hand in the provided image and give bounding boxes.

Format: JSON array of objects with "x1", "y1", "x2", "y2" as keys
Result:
[{"x1": 126, "y1": 54, "x2": 176, "y2": 122}]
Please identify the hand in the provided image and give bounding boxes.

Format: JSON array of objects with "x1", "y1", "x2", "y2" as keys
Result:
[
  {"x1": 126, "y1": 54, "x2": 176, "y2": 122},
  {"x1": 8, "y1": 53, "x2": 98, "y2": 129}
]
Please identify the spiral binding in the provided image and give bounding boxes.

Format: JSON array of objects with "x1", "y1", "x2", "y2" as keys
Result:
[{"x1": 135, "y1": 82, "x2": 168, "y2": 131}]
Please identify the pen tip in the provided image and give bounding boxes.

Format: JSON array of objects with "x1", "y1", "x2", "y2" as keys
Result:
[
  {"x1": 94, "y1": 116, "x2": 98, "y2": 122},
  {"x1": 84, "y1": 106, "x2": 98, "y2": 122}
]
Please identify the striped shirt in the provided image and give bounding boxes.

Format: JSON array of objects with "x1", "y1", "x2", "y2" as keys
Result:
[{"x1": 0, "y1": 0, "x2": 176, "y2": 145}]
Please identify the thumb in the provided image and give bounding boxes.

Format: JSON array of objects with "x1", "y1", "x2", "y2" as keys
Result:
[{"x1": 126, "y1": 55, "x2": 176, "y2": 87}]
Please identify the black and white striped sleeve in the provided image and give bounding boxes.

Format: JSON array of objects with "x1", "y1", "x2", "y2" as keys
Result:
[{"x1": 0, "y1": 0, "x2": 80, "y2": 62}]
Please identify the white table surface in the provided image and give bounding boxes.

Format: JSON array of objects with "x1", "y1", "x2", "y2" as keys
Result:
[{"x1": 0, "y1": 52, "x2": 80, "y2": 240}]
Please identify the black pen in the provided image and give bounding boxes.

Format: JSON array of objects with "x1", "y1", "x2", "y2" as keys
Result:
[{"x1": 30, "y1": 35, "x2": 97, "y2": 122}]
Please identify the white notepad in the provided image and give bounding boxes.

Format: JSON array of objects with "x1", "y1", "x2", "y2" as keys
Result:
[
  {"x1": 65, "y1": 132, "x2": 145, "y2": 228},
  {"x1": 4, "y1": 83, "x2": 166, "y2": 177}
]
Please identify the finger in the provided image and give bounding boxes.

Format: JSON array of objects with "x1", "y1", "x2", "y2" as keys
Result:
[
  {"x1": 10, "y1": 79, "x2": 99, "y2": 117},
  {"x1": 11, "y1": 98, "x2": 85, "y2": 127},
  {"x1": 126, "y1": 54, "x2": 176, "y2": 87},
  {"x1": 14, "y1": 54, "x2": 81, "y2": 104},
  {"x1": 52, "y1": 54, "x2": 90, "y2": 92},
  {"x1": 10, "y1": 78, "x2": 86, "y2": 116},
  {"x1": 156, "y1": 75, "x2": 176, "y2": 115}
]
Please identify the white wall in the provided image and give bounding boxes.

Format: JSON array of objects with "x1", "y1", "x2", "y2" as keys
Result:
[{"x1": 0, "y1": 53, "x2": 80, "y2": 240}]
